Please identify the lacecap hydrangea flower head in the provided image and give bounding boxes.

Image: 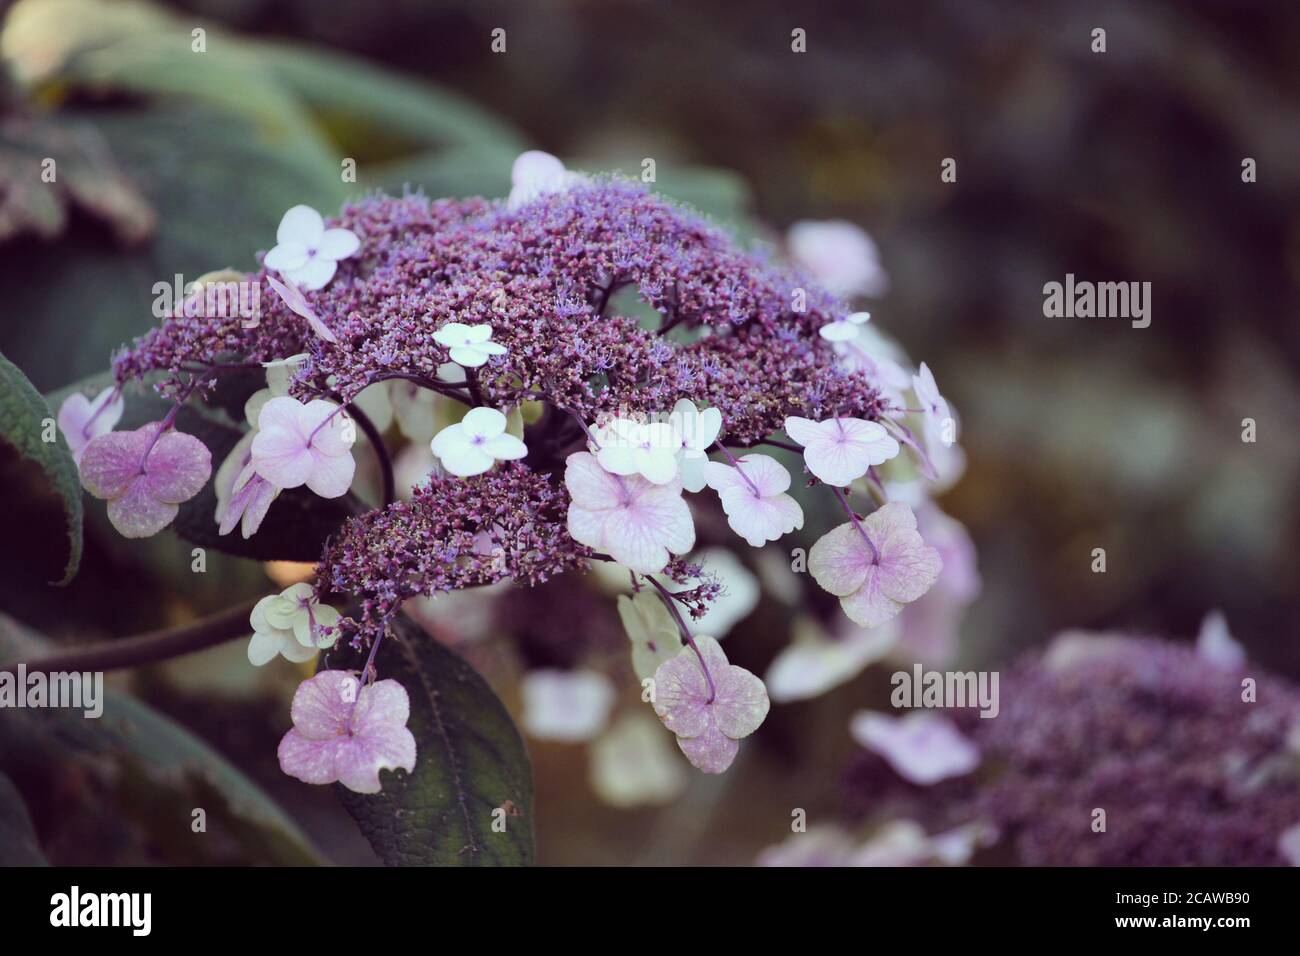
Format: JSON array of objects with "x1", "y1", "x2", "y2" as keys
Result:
[{"x1": 67, "y1": 152, "x2": 964, "y2": 791}]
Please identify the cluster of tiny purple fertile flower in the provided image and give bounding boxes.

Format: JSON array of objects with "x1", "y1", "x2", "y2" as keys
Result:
[
  {"x1": 812, "y1": 631, "x2": 1300, "y2": 867},
  {"x1": 63, "y1": 152, "x2": 961, "y2": 792}
]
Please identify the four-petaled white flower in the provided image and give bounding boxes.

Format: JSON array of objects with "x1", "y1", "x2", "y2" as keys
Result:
[
  {"x1": 593, "y1": 416, "x2": 681, "y2": 485},
  {"x1": 432, "y1": 322, "x2": 507, "y2": 368},
  {"x1": 765, "y1": 618, "x2": 898, "y2": 703},
  {"x1": 430, "y1": 407, "x2": 528, "y2": 477},
  {"x1": 251, "y1": 396, "x2": 356, "y2": 498},
  {"x1": 247, "y1": 582, "x2": 342, "y2": 666},
  {"x1": 912, "y1": 362, "x2": 951, "y2": 426},
  {"x1": 263, "y1": 205, "x2": 359, "y2": 292},
  {"x1": 819, "y1": 310, "x2": 871, "y2": 343},
  {"x1": 784, "y1": 415, "x2": 900, "y2": 487},
  {"x1": 507, "y1": 150, "x2": 584, "y2": 210},
  {"x1": 564, "y1": 451, "x2": 694, "y2": 574},
  {"x1": 704, "y1": 454, "x2": 804, "y2": 547},
  {"x1": 668, "y1": 399, "x2": 722, "y2": 492}
]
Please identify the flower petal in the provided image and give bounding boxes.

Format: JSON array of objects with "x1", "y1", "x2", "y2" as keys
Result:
[
  {"x1": 305, "y1": 450, "x2": 356, "y2": 497},
  {"x1": 676, "y1": 722, "x2": 740, "y2": 774},
  {"x1": 808, "y1": 522, "x2": 873, "y2": 597},
  {"x1": 315, "y1": 227, "x2": 360, "y2": 261},
  {"x1": 143, "y1": 429, "x2": 212, "y2": 504},
  {"x1": 79, "y1": 429, "x2": 150, "y2": 500},
  {"x1": 277, "y1": 204, "x2": 324, "y2": 245},
  {"x1": 285, "y1": 257, "x2": 337, "y2": 293},
  {"x1": 264, "y1": 242, "x2": 309, "y2": 272},
  {"x1": 106, "y1": 478, "x2": 179, "y2": 538}
]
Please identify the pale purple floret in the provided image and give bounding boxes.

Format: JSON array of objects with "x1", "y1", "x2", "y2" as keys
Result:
[
  {"x1": 565, "y1": 450, "x2": 694, "y2": 574},
  {"x1": 809, "y1": 501, "x2": 943, "y2": 628},
  {"x1": 652, "y1": 636, "x2": 769, "y2": 773},
  {"x1": 277, "y1": 670, "x2": 416, "y2": 794},
  {"x1": 703, "y1": 454, "x2": 804, "y2": 547},
  {"x1": 251, "y1": 396, "x2": 356, "y2": 498},
  {"x1": 850, "y1": 711, "x2": 980, "y2": 785},
  {"x1": 79, "y1": 423, "x2": 211, "y2": 538}
]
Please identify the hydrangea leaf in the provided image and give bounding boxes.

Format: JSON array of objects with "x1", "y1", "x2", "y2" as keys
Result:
[
  {"x1": 0, "y1": 614, "x2": 324, "y2": 865},
  {"x1": 0, "y1": 350, "x2": 83, "y2": 584},
  {"x1": 324, "y1": 614, "x2": 535, "y2": 867}
]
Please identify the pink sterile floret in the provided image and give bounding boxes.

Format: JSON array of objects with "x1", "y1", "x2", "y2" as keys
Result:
[
  {"x1": 652, "y1": 636, "x2": 769, "y2": 773},
  {"x1": 808, "y1": 501, "x2": 943, "y2": 628},
  {"x1": 79, "y1": 422, "x2": 211, "y2": 538},
  {"x1": 277, "y1": 670, "x2": 417, "y2": 794}
]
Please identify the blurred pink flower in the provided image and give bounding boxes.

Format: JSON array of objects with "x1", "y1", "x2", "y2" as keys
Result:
[
  {"x1": 786, "y1": 220, "x2": 888, "y2": 299},
  {"x1": 850, "y1": 710, "x2": 979, "y2": 785},
  {"x1": 1196, "y1": 610, "x2": 1245, "y2": 669}
]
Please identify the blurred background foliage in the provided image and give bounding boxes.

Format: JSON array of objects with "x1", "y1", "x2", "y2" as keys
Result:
[{"x1": 0, "y1": 0, "x2": 1296, "y2": 864}]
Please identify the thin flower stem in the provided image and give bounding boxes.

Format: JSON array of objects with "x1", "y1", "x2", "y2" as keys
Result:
[
  {"x1": 0, "y1": 599, "x2": 261, "y2": 676},
  {"x1": 714, "y1": 441, "x2": 760, "y2": 497},
  {"x1": 465, "y1": 368, "x2": 485, "y2": 407},
  {"x1": 562, "y1": 407, "x2": 600, "y2": 450},
  {"x1": 346, "y1": 626, "x2": 388, "y2": 729},
  {"x1": 830, "y1": 484, "x2": 880, "y2": 563},
  {"x1": 80, "y1": 385, "x2": 122, "y2": 439},
  {"x1": 643, "y1": 574, "x2": 716, "y2": 704},
  {"x1": 365, "y1": 371, "x2": 474, "y2": 406},
  {"x1": 307, "y1": 403, "x2": 347, "y2": 443},
  {"x1": 345, "y1": 401, "x2": 395, "y2": 506},
  {"x1": 866, "y1": 466, "x2": 888, "y2": 504},
  {"x1": 140, "y1": 371, "x2": 206, "y2": 465},
  {"x1": 177, "y1": 360, "x2": 271, "y2": 374}
]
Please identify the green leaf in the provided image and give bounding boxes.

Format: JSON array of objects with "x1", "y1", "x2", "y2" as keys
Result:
[
  {"x1": 0, "y1": 103, "x2": 346, "y2": 392},
  {"x1": 0, "y1": 350, "x2": 82, "y2": 584},
  {"x1": 0, "y1": 771, "x2": 47, "y2": 866},
  {"x1": 252, "y1": 44, "x2": 526, "y2": 158},
  {"x1": 325, "y1": 615, "x2": 535, "y2": 866},
  {"x1": 0, "y1": 614, "x2": 324, "y2": 865}
]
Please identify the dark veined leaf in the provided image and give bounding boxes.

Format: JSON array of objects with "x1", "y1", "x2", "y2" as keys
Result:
[
  {"x1": 0, "y1": 350, "x2": 83, "y2": 584},
  {"x1": 325, "y1": 615, "x2": 535, "y2": 866},
  {"x1": 0, "y1": 614, "x2": 324, "y2": 865}
]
